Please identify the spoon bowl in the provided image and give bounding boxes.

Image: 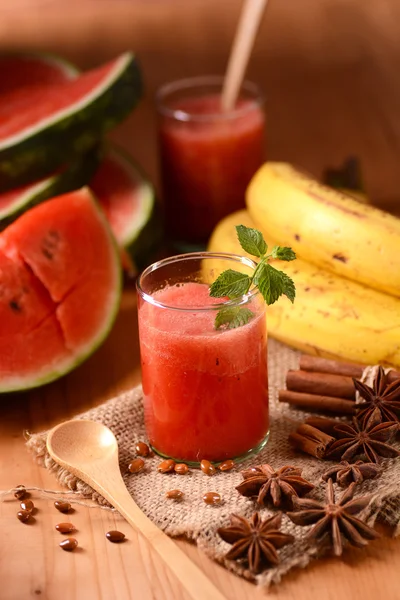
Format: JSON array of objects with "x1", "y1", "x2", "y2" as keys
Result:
[
  {"x1": 47, "y1": 419, "x2": 226, "y2": 600},
  {"x1": 48, "y1": 420, "x2": 119, "y2": 465}
]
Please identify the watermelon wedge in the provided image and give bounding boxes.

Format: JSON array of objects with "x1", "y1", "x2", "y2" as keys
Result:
[
  {"x1": 0, "y1": 52, "x2": 141, "y2": 191},
  {"x1": 0, "y1": 148, "x2": 99, "y2": 229},
  {"x1": 0, "y1": 52, "x2": 78, "y2": 93},
  {"x1": 90, "y1": 146, "x2": 163, "y2": 273},
  {"x1": 0, "y1": 188, "x2": 121, "y2": 392}
]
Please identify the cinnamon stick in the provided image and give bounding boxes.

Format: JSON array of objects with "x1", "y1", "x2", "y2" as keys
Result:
[
  {"x1": 304, "y1": 416, "x2": 341, "y2": 436},
  {"x1": 299, "y1": 354, "x2": 400, "y2": 383},
  {"x1": 289, "y1": 420, "x2": 337, "y2": 459},
  {"x1": 286, "y1": 369, "x2": 356, "y2": 400},
  {"x1": 295, "y1": 423, "x2": 335, "y2": 446},
  {"x1": 279, "y1": 390, "x2": 356, "y2": 415},
  {"x1": 288, "y1": 433, "x2": 326, "y2": 459}
]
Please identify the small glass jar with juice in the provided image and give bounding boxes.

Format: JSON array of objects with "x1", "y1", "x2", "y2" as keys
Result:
[{"x1": 157, "y1": 77, "x2": 265, "y2": 248}]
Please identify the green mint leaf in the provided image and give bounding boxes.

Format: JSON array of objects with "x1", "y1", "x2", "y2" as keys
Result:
[
  {"x1": 258, "y1": 264, "x2": 296, "y2": 305},
  {"x1": 209, "y1": 269, "x2": 252, "y2": 298},
  {"x1": 280, "y1": 271, "x2": 296, "y2": 303},
  {"x1": 236, "y1": 225, "x2": 267, "y2": 258},
  {"x1": 270, "y1": 246, "x2": 297, "y2": 261},
  {"x1": 215, "y1": 306, "x2": 254, "y2": 330}
]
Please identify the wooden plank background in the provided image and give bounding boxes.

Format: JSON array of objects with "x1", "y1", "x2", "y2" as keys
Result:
[{"x1": 0, "y1": 0, "x2": 398, "y2": 207}]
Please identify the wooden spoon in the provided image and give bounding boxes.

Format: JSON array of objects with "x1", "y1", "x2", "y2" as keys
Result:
[{"x1": 47, "y1": 419, "x2": 226, "y2": 600}]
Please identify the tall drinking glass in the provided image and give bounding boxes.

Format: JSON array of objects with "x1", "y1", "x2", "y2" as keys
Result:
[
  {"x1": 137, "y1": 252, "x2": 269, "y2": 465},
  {"x1": 157, "y1": 77, "x2": 265, "y2": 249}
]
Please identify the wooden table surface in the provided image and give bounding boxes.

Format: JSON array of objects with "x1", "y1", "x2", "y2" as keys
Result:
[{"x1": 1, "y1": 1, "x2": 400, "y2": 599}]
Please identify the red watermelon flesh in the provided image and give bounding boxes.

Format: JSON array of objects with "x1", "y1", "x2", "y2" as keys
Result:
[
  {"x1": 0, "y1": 53, "x2": 77, "y2": 94},
  {"x1": 90, "y1": 146, "x2": 161, "y2": 273},
  {"x1": 90, "y1": 150, "x2": 138, "y2": 244},
  {"x1": 0, "y1": 189, "x2": 121, "y2": 391},
  {"x1": 0, "y1": 55, "x2": 126, "y2": 141}
]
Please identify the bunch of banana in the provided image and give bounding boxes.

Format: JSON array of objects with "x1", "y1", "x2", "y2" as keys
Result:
[
  {"x1": 247, "y1": 163, "x2": 400, "y2": 297},
  {"x1": 208, "y1": 209, "x2": 400, "y2": 368}
]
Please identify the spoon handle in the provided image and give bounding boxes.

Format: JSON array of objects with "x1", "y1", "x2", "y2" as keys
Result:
[{"x1": 88, "y1": 470, "x2": 227, "y2": 600}]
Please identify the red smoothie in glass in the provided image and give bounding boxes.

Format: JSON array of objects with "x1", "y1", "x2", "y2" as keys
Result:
[
  {"x1": 138, "y1": 281, "x2": 268, "y2": 463},
  {"x1": 158, "y1": 84, "x2": 265, "y2": 245}
]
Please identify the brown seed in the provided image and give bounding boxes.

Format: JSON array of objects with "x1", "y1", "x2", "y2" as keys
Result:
[
  {"x1": 135, "y1": 442, "x2": 150, "y2": 457},
  {"x1": 128, "y1": 458, "x2": 145, "y2": 474},
  {"x1": 14, "y1": 485, "x2": 26, "y2": 500},
  {"x1": 219, "y1": 460, "x2": 235, "y2": 472},
  {"x1": 106, "y1": 530, "x2": 126, "y2": 543},
  {"x1": 158, "y1": 459, "x2": 175, "y2": 474},
  {"x1": 20, "y1": 499, "x2": 34, "y2": 512},
  {"x1": 59, "y1": 538, "x2": 78, "y2": 551},
  {"x1": 200, "y1": 459, "x2": 216, "y2": 476},
  {"x1": 55, "y1": 523, "x2": 76, "y2": 534},
  {"x1": 17, "y1": 509, "x2": 31, "y2": 523},
  {"x1": 54, "y1": 500, "x2": 71, "y2": 513},
  {"x1": 174, "y1": 463, "x2": 189, "y2": 475},
  {"x1": 166, "y1": 489, "x2": 184, "y2": 500},
  {"x1": 203, "y1": 492, "x2": 221, "y2": 505}
]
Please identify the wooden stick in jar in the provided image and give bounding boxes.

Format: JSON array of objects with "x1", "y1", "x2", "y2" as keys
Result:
[
  {"x1": 279, "y1": 390, "x2": 356, "y2": 415},
  {"x1": 299, "y1": 354, "x2": 400, "y2": 383}
]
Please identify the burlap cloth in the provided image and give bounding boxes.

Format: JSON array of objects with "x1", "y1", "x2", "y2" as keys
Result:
[{"x1": 27, "y1": 339, "x2": 400, "y2": 588}]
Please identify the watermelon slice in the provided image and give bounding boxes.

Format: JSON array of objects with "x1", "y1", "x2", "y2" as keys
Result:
[
  {"x1": 90, "y1": 146, "x2": 163, "y2": 273},
  {"x1": 0, "y1": 188, "x2": 121, "y2": 392},
  {"x1": 0, "y1": 52, "x2": 78, "y2": 93},
  {"x1": 0, "y1": 52, "x2": 141, "y2": 191},
  {"x1": 0, "y1": 148, "x2": 99, "y2": 229}
]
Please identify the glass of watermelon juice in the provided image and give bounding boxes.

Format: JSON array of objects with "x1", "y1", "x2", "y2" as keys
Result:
[
  {"x1": 156, "y1": 77, "x2": 265, "y2": 248},
  {"x1": 137, "y1": 252, "x2": 268, "y2": 464}
]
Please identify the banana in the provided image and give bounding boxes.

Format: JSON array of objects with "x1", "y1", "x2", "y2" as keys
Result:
[
  {"x1": 208, "y1": 209, "x2": 400, "y2": 368},
  {"x1": 246, "y1": 163, "x2": 400, "y2": 297}
]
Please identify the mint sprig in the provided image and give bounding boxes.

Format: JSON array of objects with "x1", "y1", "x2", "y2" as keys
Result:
[{"x1": 210, "y1": 225, "x2": 296, "y2": 330}]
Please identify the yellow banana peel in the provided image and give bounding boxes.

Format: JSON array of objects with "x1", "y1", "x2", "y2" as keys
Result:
[
  {"x1": 208, "y1": 209, "x2": 400, "y2": 368},
  {"x1": 246, "y1": 163, "x2": 400, "y2": 297}
]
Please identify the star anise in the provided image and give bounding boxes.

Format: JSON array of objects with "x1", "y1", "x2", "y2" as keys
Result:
[
  {"x1": 322, "y1": 460, "x2": 380, "y2": 487},
  {"x1": 354, "y1": 366, "x2": 400, "y2": 426},
  {"x1": 287, "y1": 479, "x2": 379, "y2": 556},
  {"x1": 326, "y1": 409, "x2": 399, "y2": 463},
  {"x1": 236, "y1": 464, "x2": 314, "y2": 509},
  {"x1": 217, "y1": 512, "x2": 294, "y2": 573}
]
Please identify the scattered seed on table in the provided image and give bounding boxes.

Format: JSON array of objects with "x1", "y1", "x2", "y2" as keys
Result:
[
  {"x1": 20, "y1": 499, "x2": 34, "y2": 513},
  {"x1": 128, "y1": 458, "x2": 145, "y2": 473},
  {"x1": 158, "y1": 459, "x2": 175, "y2": 474},
  {"x1": 17, "y1": 510, "x2": 31, "y2": 523},
  {"x1": 202, "y1": 492, "x2": 221, "y2": 505},
  {"x1": 174, "y1": 463, "x2": 189, "y2": 475},
  {"x1": 59, "y1": 538, "x2": 78, "y2": 552},
  {"x1": 200, "y1": 460, "x2": 216, "y2": 476},
  {"x1": 55, "y1": 523, "x2": 76, "y2": 534},
  {"x1": 106, "y1": 530, "x2": 126, "y2": 543},
  {"x1": 135, "y1": 442, "x2": 150, "y2": 457},
  {"x1": 219, "y1": 460, "x2": 235, "y2": 472},
  {"x1": 166, "y1": 489, "x2": 184, "y2": 500},
  {"x1": 54, "y1": 501, "x2": 71, "y2": 514},
  {"x1": 14, "y1": 485, "x2": 27, "y2": 500}
]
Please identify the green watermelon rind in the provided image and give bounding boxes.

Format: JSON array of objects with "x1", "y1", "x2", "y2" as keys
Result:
[
  {"x1": 0, "y1": 148, "x2": 100, "y2": 229},
  {"x1": 0, "y1": 53, "x2": 142, "y2": 191},
  {"x1": 0, "y1": 189, "x2": 122, "y2": 393},
  {"x1": 97, "y1": 145, "x2": 163, "y2": 272}
]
